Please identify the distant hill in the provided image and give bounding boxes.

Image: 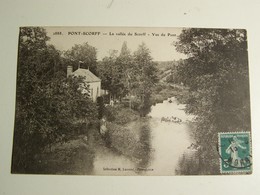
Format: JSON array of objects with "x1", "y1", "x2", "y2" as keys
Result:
[{"x1": 155, "y1": 61, "x2": 178, "y2": 71}]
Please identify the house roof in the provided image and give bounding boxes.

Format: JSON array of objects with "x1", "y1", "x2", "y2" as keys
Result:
[{"x1": 72, "y1": 68, "x2": 101, "y2": 82}]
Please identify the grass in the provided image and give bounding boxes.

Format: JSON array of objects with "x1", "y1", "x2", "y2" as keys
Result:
[
  {"x1": 104, "y1": 106, "x2": 152, "y2": 166},
  {"x1": 31, "y1": 131, "x2": 98, "y2": 175}
]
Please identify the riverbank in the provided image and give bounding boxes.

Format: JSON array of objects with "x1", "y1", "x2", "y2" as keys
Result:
[
  {"x1": 100, "y1": 94, "x2": 197, "y2": 175},
  {"x1": 27, "y1": 126, "x2": 103, "y2": 175},
  {"x1": 27, "y1": 103, "x2": 149, "y2": 174},
  {"x1": 103, "y1": 104, "x2": 152, "y2": 166},
  {"x1": 101, "y1": 83, "x2": 191, "y2": 169},
  {"x1": 28, "y1": 84, "x2": 192, "y2": 175},
  {"x1": 151, "y1": 83, "x2": 216, "y2": 175},
  {"x1": 151, "y1": 83, "x2": 189, "y2": 105}
]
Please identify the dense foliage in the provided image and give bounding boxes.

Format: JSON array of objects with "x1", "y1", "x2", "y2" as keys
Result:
[
  {"x1": 64, "y1": 42, "x2": 98, "y2": 74},
  {"x1": 12, "y1": 27, "x2": 98, "y2": 173},
  {"x1": 97, "y1": 42, "x2": 158, "y2": 116},
  {"x1": 175, "y1": 28, "x2": 251, "y2": 174},
  {"x1": 132, "y1": 43, "x2": 159, "y2": 116}
]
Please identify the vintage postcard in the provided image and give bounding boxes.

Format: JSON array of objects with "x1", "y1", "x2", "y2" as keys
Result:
[{"x1": 11, "y1": 27, "x2": 252, "y2": 175}]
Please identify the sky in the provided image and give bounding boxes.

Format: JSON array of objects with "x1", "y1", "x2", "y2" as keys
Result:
[{"x1": 45, "y1": 27, "x2": 187, "y2": 61}]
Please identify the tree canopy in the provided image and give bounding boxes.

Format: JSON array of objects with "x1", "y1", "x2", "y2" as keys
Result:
[
  {"x1": 175, "y1": 28, "x2": 250, "y2": 173},
  {"x1": 64, "y1": 42, "x2": 98, "y2": 74},
  {"x1": 132, "y1": 43, "x2": 158, "y2": 116},
  {"x1": 12, "y1": 27, "x2": 98, "y2": 173},
  {"x1": 97, "y1": 42, "x2": 158, "y2": 116}
]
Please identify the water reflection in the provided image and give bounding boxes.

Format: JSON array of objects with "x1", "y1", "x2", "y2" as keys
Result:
[
  {"x1": 135, "y1": 122, "x2": 152, "y2": 170},
  {"x1": 92, "y1": 97, "x2": 194, "y2": 175}
]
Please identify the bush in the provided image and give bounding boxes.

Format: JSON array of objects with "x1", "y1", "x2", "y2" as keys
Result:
[
  {"x1": 103, "y1": 105, "x2": 117, "y2": 122},
  {"x1": 104, "y1": 105, "x2": 139, "y2": 124},
  {"x1": 23, "y1": 137, "x2": 95, "y2": 174},
  {"x1": 106, "y1": 119, "x2": 152, "y2": 165}
]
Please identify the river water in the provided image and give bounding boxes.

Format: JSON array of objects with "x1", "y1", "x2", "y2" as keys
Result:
[{"x1": 92, "y1": 97, "x2": 194, "y2": 175}]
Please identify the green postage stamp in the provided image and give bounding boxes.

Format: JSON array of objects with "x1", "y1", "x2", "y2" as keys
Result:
[{"x1": 218, "y1": 132, "x2": 252, "y2": 174}]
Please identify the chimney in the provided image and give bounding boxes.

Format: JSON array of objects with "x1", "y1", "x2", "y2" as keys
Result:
[
  {"x1": 78, "y1": 61, "x2": 83, "y2": 69},
  {"x1": 67, "y1": 65, "x2": 73, "y2": 77}
]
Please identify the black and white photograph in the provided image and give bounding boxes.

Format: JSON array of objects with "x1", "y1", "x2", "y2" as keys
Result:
[{"x1": 11, "y1": 26, "x2": 252, "y2": 176}]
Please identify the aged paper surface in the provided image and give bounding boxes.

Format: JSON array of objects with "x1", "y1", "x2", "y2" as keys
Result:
[{"x1": 11, "y1": 26, "x2": 252, "y2": 176}]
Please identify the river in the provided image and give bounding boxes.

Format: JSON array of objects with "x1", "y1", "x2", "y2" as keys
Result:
[{"x1": 92, "y1": 97, "x2": 194, "y2": 175}]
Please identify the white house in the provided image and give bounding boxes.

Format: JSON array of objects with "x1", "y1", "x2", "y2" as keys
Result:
[{"x1": 67, "y1": 65, "x2": 101, "y2": 102}]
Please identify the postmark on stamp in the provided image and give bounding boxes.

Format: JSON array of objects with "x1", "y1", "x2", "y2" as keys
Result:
[{"x1": 218, "y1": 132, "x2": 252, "y2": 174}]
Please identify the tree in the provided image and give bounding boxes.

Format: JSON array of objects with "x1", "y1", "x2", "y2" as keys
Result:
[
  {"x1": 97, "y1": 50, "x2": 120, "y2": 99},
  {"x1": 132, "y1": 43, "x2": 159, "y2": 116},
  {"x1": 97, "y1": 42, "x2": 133, "y2": 100},
  {"x1": 116, "y1": 41, "x2": 134, "y2": 97},
  {"x1": 96, "y1": 42, "x2": 158, "y2": 116},
  {"x1": 64, "y1": 42, "x2": 98, "y2": 74},
  {"x1": 175, "y1": 28, "x2": 250, "y2": 173},
  {"x1": 12, "y1": 27, "x2": 98, "y2": 173},
  {"x1": 13, "y1": 27, "x2": 59, "y2": 172}
]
